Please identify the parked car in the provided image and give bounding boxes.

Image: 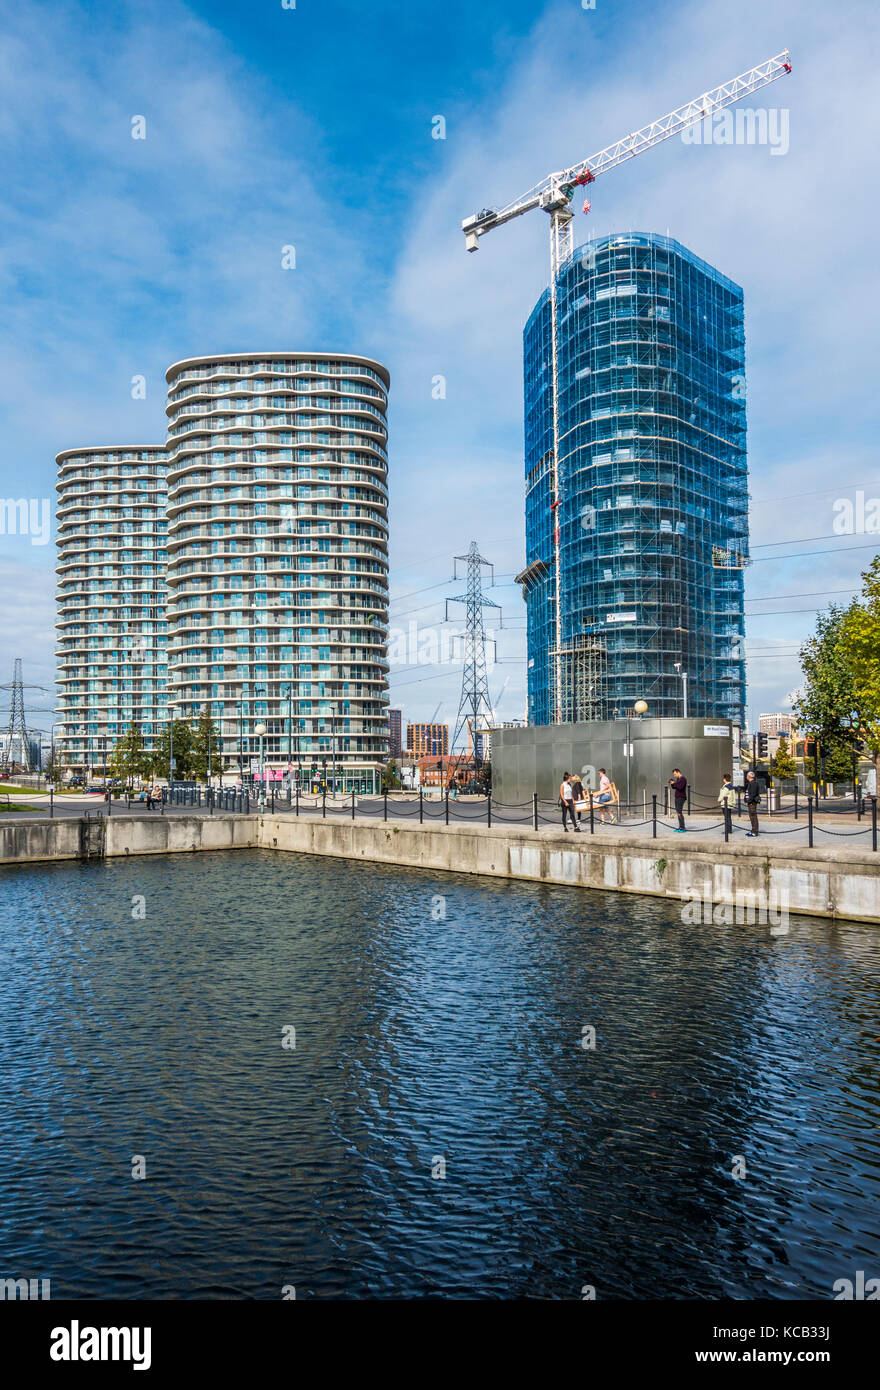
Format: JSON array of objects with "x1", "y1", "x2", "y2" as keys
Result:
[{"x1": 85, "y1": 784, "x2": 106, "y2": 794}]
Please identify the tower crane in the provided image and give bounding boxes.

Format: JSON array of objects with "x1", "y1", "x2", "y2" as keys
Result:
[{"x1": 462, "y1": 50, "x2": 792, "y2": 722}]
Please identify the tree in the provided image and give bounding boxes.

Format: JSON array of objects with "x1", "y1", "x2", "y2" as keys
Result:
[
  {"x1": 190, "y1": 708, "x2": 221, "y2": 781},
  {"x1": 794, "y1": 557, "x2": 880, "y2": 775},
  {"x1": 150, "y1": 720, "x2": 195, "y2": 779},
  {"x1": 110, "y1": 723, "x2": 150, "y2": 785},
  {"x1": 381, "y1": 759, "x2": 402, "y2": 791},
  {"x1": 769, "y1": 734, "x2": 797, "y2": 782}
]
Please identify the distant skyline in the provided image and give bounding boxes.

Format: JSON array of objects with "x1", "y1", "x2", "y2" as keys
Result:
[{"x1": 1, "y1": 0, "x2": 878, "y2": 739}]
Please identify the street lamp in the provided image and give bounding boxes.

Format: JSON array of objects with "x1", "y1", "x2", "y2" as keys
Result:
[
  {"x1": 255, "y1": 721, "x2": 267, "y2": 804},
  {"x1": 673, "y1": 663, "x2": 688, "y2": 718}
]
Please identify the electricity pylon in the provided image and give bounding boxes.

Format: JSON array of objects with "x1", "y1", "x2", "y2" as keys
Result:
[
  {"x1": 446, "y1": 542, "x2": 501, "y2": 763},
  {"x1": 0, "y1": 658, "x2": 42, "y2": 773}
]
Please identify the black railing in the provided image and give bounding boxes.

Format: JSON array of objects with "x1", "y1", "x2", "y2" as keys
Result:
[{"x1": 31, "y1": 783, "x2": 872, "y2": 853}]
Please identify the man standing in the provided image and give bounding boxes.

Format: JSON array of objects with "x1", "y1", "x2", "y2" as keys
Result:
[
  {"x1": 744, "y1": 770, "x2": 761, "y2": 837},
  {"x1": 559, "y1": 772, "x2": 580, "y2": 832},
  {"x1": 669, "y1": 768, "x2": 687, "y2": 832}
]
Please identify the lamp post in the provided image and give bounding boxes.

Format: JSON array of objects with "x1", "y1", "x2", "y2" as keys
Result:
[
  {"x1": 255, "y1": 722, "x2": 267, "y2": 805},
  {"x1": 673, "y1": 662, "x2": 688, "y2": 718},
  {"x1": 283, "y1": 682, "x2": 294, "y2": 789}
]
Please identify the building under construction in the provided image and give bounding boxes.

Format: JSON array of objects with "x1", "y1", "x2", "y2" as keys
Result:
[{"x1": 518, "y1": 232, "x2": 748, "y2": 726}]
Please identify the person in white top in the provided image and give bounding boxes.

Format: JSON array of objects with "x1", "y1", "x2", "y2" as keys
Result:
[{"x1": 559, "y1": 772, "x2": 580, "y2": 832}]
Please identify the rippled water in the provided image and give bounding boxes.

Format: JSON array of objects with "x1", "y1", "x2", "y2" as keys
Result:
[{"x1": 1, "y1": 849, "x2": 879, "y2": 1299}]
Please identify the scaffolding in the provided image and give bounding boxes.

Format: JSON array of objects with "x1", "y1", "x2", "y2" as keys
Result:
[
  {"x1": 550, "y1": 631, "x2": 608, "y2": 723},
  {"x1": 523, "y1": 232, "x2": 748, "y2": 727}
]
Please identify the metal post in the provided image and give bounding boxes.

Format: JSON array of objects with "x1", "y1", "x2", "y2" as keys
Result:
[
  {"x1": 724, "y1": 803, "x2": 729, "y2": 843},
  {"x1": 794, "y1": 786, "x2": 798, "y2": 820},
  {"x1": 532, "y1": 791, "x2": 538, "y2": 832},
  {"x1": 271, "y1": 785, "x2": 275, "y2": 814},
  {"x1": 383, "y1": 788, "x2": 388, "y2": 822},
  {"x1": 652, "y1": 793, "x2": 656, "y2": 839},
  {"x1": 687, "y1": 785, "x2": 691, "y2": 816},
  {"x1": 873, "y1": 798, "x2": 878, "y2": 853},
  {"x1": 322, "y1": 786, "x2": 326, "y2": 818},
  {"x1": 808, "y1": 794, "x2": 814, "y2": 848},
  {"x1": 487, "y1": 791, "x2": 491, "y2": 828},
  {"x1": 351, "y1": 789, "x2": 355, "y2": 821},
  {"x1": 419, "y1": 787, "x2": 423, "y2": 824},
  {"x1": 296, "y1": 785, "x2": 300, "y2": 817},
  {"x1": 590, "y1": 796, "x2": 595, "y2": 835},
  {"x1": 50, "y1": 785, "x2": 54, "y2": 819},
  {"x1": 446, "y1": 790, "x2": 450, "y2": 825}
]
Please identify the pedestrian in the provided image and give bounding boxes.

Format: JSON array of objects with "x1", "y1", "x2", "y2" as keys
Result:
[
  {"x1": 559, "y1": 771, "x2": 580, "y2": 832},
  {"x1": 717, "y1": 772, "x2": 736, "y2": 837},
  {"x1": 669, "y1": 768, "x2": 688, "y2": 832},
  {"x1": 744, "y1": 770, "x2": 761, "y2": 837},
  {"x1": 596, "y1": 768, "x2": 616, "y2": 824},
  {"x1": 569, "y1": 771, "x2": 587, "y2": 824}
]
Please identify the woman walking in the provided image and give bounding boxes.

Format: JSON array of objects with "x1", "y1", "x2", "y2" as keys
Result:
[{"x1": 559, "y1": 772, "x2": 580, "y2": 832}]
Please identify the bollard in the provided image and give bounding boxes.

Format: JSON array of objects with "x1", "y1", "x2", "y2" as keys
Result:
[
  {"x1": 652, "y1": 793, "x2": 657, "y2": 839},
  {"x1": 50, "y1": 786, "x2": 54, "y2": 819},
  {"x1": 590, "y1": 796, "x2": 594, "y2": 835},
  {"x1": 351, "y1": 789, "x2": 355, "y2": 821},
  {"x1": 808, "y1": 794, "x2": 814, "y2": 848},
  {"x1": 873, "y1": 798, "x2": 878, "y2": 853},
  {"x1": 296, "y1": 786, "x2": 300, "y2": 817},
  {"x1": 794, "y1": 786, "x2": 798, "y2": 820},
  {"x1": 857, "y1": 794, "x2": 862, "y2": 822},
  {"x1": 245, "y1": 790, "x2": 250, "y2": 813},
  {"x1": 446, "y1": 791, "x2": 450, "y2": 826},
  {"x1": 724, "y1": 804, "x2": 729, "y2": 843},
  {"x1": 663, "y1": 786, "x2": 668, "y2": 815},
  {"x1": 322, "y1": 787, "x2": 326, "y2": 819},
  {"x1": 487, "y1": 793, "x2": 491, "y2": 829},
  {"x1": 737, "y1": 788, "x2": 742, "y2": 819},
  {"x1": 383, "y1": 788, "x2": 388, "y2": 822},
  {"x1": 419, "y1": 787, "x2": 423, "y2": 824},
  {"x1": 532, "y1": 791, "x2": 538, "y2": 832},
  {"x1": 271, "y1": 786, "x2": 275, "y2": 814},
  {"x1": 687, "y1": 785, "x2": 691, "y2": 816}
]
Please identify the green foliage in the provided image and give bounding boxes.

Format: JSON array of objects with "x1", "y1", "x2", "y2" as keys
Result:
[
  {"x1": 110, "y1": 723, "x2": 151, "y2": 783},
  {"x1": 769, "y1": 735, "x2": 798, "y2": 781},
  {"x1": 190, "y1": 708, "x2": 221, "y2": 781},
  {"x1": 381, "y1": 759, "x2": 402, "y2": 791},
  {"x1": 149, "y1": 720, "x2": 195, "y2": 779},
  {"x1": 795, "y1": 555, "x2": 880, "y2": 770}
]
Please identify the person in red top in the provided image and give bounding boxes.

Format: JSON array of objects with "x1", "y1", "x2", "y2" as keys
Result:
[{"x1": 669, "y1": 768, "x2": 687, "y2": 832}]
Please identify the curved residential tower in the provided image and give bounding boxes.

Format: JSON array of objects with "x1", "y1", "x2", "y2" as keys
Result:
[
  {"x1": 164, "y1": 353, "x2": 390, "y2": 792},
  {"x1": 521, "y1": 233, "x2": 748, "y2": 727},
  {"x1": 55, "y1": 446, "x2": 169, "y2": 778}
]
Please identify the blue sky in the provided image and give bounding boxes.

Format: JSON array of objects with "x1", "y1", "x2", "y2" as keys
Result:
[{"x1": 1, "y1": 0, "x2": 878, "y2": 739}]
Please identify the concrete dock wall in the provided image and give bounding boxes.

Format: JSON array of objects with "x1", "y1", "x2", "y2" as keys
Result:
[
  {"x1": 258, "y1": 815, "x2": 880, "y2": 924},
  {"x1": 1, "y1": 813, "x2": 878, "y2": 923}
]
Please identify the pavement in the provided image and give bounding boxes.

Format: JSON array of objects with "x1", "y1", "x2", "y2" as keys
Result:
[{"x1": 0, "y1": 789, "x2": 876, "y2": 850}]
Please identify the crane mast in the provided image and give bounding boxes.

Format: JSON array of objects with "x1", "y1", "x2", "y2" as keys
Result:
[{"x1": 462, "y1": 49, "x2": 792, "y2": 724}]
